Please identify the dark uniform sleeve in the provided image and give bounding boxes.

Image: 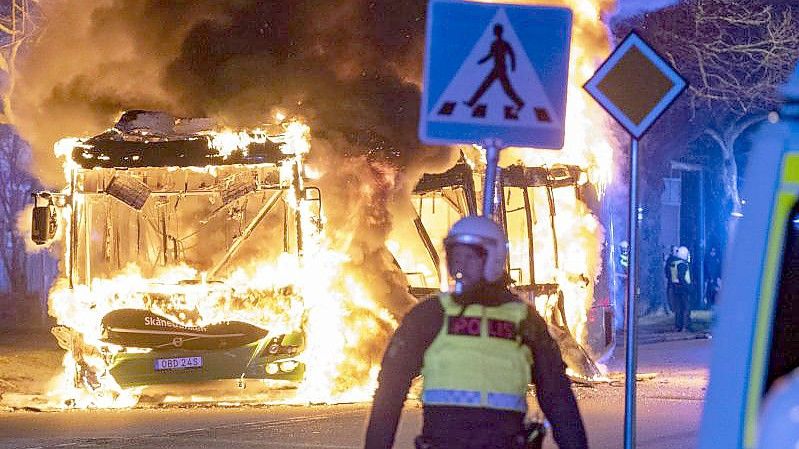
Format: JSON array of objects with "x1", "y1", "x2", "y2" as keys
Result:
[
  {"x1": 521, "y1": 306, "x2": 589, "y2": 449},
  {"x1": 364, "y1": 298, "x2": 444, "y2": 449}
]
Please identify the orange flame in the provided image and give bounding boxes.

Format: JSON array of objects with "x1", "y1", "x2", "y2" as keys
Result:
[
  {"x1": 424, "y1": 0, "x2": 616, "y2": 361},
  {"x1": 43, "y1": 119, "x2": 396, "y2": 408},
  {"x1": 504, "y1": 0, "x2": 615, "y2": 359}
]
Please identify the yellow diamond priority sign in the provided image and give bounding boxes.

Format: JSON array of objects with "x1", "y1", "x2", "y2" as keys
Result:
[{"x1": 584, "y1": 31, "x2": 687, "y2": 138}]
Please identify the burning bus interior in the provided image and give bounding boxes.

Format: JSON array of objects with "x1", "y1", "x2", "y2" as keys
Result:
[{"x1": 390, "y1": 155, "x2": 610, "y2": 380}]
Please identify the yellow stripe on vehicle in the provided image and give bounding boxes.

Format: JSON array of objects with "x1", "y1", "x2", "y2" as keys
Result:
[
  {"x1": 781, "y1": 153, "x2": 799, "y2": 184},
  {"x1": 743, "y1": 187, "x2": 798, "y2": 448}
]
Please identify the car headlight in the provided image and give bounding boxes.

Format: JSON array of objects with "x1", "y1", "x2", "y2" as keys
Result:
[{"x1": 279, "y1": 360, "x2": 299, "y2": 373}]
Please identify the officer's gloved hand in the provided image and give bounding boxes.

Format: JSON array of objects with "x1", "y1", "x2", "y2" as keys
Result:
[{"x1": 519, "y1": 420, "x2": 547, "y2": 449}]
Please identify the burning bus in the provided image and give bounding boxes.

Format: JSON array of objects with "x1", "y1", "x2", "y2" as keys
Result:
[
  {"x1": 29, "y1": 111, "x2": 332, "y2": 404},
  {"x1": 29, "y1": 110, "x2": 612, "y2": 407},
  {"x1": 388, "y1": 156, "x2": 612, "y2": 379}
]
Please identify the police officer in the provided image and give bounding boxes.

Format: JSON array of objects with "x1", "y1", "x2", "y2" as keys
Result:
[
  {"x1": 613, "y1": 241, "x2": 630, "y2": 322},
  {"x1": 669, "y1": 246, "x2": 693, "y2": 331},
  {"x1": 663, "y1": 245, "x2": 679, "y2": 314},
  {"x1": 618, "y1": 241, "x2": 630, "y2": 273},
  {"x1": 364, "y1": 216, "x2": 588, "y2": 449}
]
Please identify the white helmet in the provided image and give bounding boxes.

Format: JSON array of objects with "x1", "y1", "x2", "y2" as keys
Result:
[
  {"x1": 444, "y1": 216, "x2": 508, "y2": 283},
  {"x1": 677, "y1": 246, "x2": 690, "y2": 261}
]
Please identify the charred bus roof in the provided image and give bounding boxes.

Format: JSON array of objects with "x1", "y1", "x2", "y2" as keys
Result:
[{"x1": 71, "y1": 110, "x2": 287, "y2": 169}]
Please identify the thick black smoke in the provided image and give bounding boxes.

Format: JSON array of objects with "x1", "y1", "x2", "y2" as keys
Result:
[
  {"x1": 10, "y1": 1, "x2": 446, "y2": 184},
  {"x1": 156, "y1": 1, "x2": 453, "y2": 317},
  {"x1": 10, "y1": 1, "x2": 458, "y2": 317}
]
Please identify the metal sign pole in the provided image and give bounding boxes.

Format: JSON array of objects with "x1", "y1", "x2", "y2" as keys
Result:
[
  {"x1": 624, "y1": 137, "x2": 639, "y2": 449},
  {"x1": 483, "y1": 141, "x2": 502, "y2": 217},
  {"x1": 582, "y1": 31, "x2": 686, "y2": 449}
]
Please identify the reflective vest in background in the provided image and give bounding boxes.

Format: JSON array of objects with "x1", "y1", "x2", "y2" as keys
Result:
[
  {"x1": 421, "y1": 293, "x2": 532, "y2": 413},
  {"x1": 670, "y1": 259, "x2": 692, "y2": 285},
  {"x1": 619, "y1": 253, "x2": 629, "y2": 269},
  {"x1": 619, "y1": 247, "x2": 629, "y2": 272}
]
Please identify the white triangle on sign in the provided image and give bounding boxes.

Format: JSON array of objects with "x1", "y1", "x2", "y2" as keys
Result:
[{"x1": 429, "y1": 9, "x2": 562, "y2": 129}]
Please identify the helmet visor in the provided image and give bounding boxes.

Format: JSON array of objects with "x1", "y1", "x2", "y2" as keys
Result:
[{"x1": 444, "y1": 234, "x2": 496, "y2": 252}]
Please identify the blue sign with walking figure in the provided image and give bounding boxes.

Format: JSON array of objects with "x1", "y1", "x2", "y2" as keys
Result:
[{"x1": 419, "y1": 0, "x2": 572, "y2": 149}]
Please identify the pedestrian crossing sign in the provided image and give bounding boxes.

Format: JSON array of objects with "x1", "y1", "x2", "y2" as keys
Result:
[{"x1": 419, "y1": 0, "x2": 572, "y2": 149}]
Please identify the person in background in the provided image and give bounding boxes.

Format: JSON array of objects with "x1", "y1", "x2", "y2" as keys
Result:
[
  {"x1": 669, "y1": 246, "x2": 693, "y2": 332},
  {"x1": 612, "y1": 240, "x2": 630, "y2": 324},
  {"x1": 663, "y1": 246, "x2": 679, "y2": 315},
  {"x1": 364, "y1": 215, "x2": 588, "y2": 449}
]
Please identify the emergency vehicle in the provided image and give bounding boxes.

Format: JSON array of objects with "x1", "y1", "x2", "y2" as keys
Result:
[{"x1": 699, "y1": 69, "x2": 799, "y2": 448}]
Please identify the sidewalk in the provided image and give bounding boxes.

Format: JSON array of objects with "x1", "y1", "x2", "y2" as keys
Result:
[
  {"x1": 627, "y1": 309, "x2": 713, "y2": 345},
  {"x1": 600, "y1": 312, "x2": 712, "y2": 403},
  {"x1": 0, "y1": 327, "x2": 63, "y2": 408}
]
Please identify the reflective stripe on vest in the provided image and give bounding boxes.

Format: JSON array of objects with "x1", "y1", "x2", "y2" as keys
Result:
[
  {"x1": 670, "y1": 259, "x2": 691, "y2": 285},
  {"x1": 422, "y1": 389, "x2": 527, "y2": 412},
  {"x1": 421, "y1": 293, "x2": 532, "y2": 413}
]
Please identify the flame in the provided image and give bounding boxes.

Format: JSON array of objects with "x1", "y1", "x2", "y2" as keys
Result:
[
  {"x1": 42, "y1": 118, "x2": 396, "y2": 408},
  {"x1": 37, "y1": 0, "x2": 618, "y2": 406},
  {"x1": 208, "y1": 129, "x2": 260, "y2": 158},
  {"x1": 494, "y1": 0, "x2": 617, "y2": 192},
  {"x1": 53, "y1": 137, "x2": 83, "y2": 184},
  {"x1": 282, "y1": 122, "x2": 311, "y2": 155},
  {"x1": 386, "y1": 0, "x2": 616, "y2": 368},
  {"x1": 386, "y1": 239, "x2": 438, "y2": 289},
  {"x1": 488, "y1": 0, "x2": 616, "y2": 354}
]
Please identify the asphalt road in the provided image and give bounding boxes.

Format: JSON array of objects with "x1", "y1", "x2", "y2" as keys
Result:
[{"x1": 0, "y1": 338, "x2": 711, "y2": 449}]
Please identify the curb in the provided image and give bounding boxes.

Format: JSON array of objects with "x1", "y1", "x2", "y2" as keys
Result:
[{"x1": 620, "y1": 332, "x2": 711, "y2": 346}]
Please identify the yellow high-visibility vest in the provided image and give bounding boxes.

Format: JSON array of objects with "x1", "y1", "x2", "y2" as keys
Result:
[
  {"x1": 670, "y1": 259, "x2": 691, "y2": 285},
  {"x1": 421, "y1": 293, "x2": 532, "y2": 412}
]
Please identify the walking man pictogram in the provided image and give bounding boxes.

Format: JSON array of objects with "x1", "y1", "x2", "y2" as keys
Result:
[{"x1": 465, "y1": 24, "x2": 525, "y2": 113}]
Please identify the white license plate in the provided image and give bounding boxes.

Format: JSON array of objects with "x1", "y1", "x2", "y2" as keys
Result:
[{"x1": 154, "y1": 356, "x2": 203, "y2": 371}]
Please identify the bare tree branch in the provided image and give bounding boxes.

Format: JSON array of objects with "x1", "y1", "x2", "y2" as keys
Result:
[
  {"x1": 0, "y1": 126, "x2": 36, "y2": 296},
  {"x1": 616, "y1": 0, "x2": 799, "y2": 216}
]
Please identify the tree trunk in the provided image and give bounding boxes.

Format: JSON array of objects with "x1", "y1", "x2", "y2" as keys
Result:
[{"x1": 704, "y1": 115, "x2": 767, "y2": 219}]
